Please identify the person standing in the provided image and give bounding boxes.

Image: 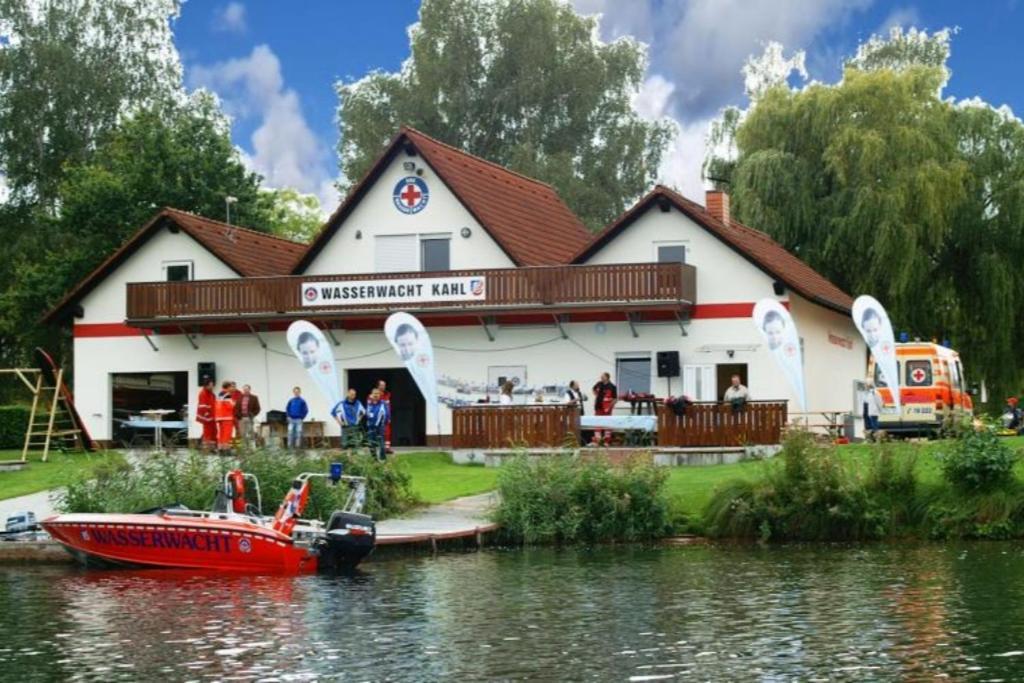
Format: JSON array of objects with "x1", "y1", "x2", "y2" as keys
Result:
[
  {"x1": 499, "y1": 381, "x2": 514, "y2": 405},
  {"x1": 375, "y1": 379, "x2": 393, "y2": 454},
  {"x1": 723, "y1": 375, "x2": 750, "y2": 405},
  {"x1": 234, "y1": 384, "x2": 262, "y2": 450},
  {"x1": 365, "y1": 388, "x2": 390, "y2": 461},
  {"x1": 196, "y1": 377, "x2": 217, "y2": 451},
  {"x1": 215, "y1": 381, "x2": 236, "y2": 454},
  {"x1": 591, "y1": 372, "x2": 617, "y2": 446},
  {"x1": 333, "y1": 388, "x2": 366, "y2": 449},
  {"x1": 861, "y1": 380, "x2": 883, "y2": 441},
  {"x1": 565, "y1": 380, "x2": 585, "y2": 416},
  {"x1": 229, "y1": 381, "x2": 243, "y2": 444},
  {"x1": 286, "y1": 386, "x2": 309, "y2": 450}
]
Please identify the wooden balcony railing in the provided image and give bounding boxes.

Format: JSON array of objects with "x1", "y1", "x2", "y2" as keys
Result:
[
  {"x1": 452, "y1": 404, "x2": 580, "y2": 449},
  {"x1": 657, "y1": 401, "x2": 788, "y2": 447},
  {"x1": 125, "y1": 262, "x2": 696, "y2": 321}
]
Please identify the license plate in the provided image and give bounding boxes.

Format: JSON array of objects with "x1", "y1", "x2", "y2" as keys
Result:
[{"x1": 882, "y1": 407, "x2": 898, "y2": 415}]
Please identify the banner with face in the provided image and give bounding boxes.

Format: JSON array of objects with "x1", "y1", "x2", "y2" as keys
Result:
[
  {"x1": 852, "y1": 295, "x2": 900, "y2": 412},
  {"x1": 753, "y1": 298, "x2": 806, "y2": 411},
  {"x1": 286, "y1": 321, "x2": 342, "y2": 409},
  {"x1": 384, "y1": 312, "x2": 439, "y2": 421}
]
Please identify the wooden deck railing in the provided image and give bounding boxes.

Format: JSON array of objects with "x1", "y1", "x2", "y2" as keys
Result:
[
  {"x1": 657, "y1": 401, "x2": 788, "y2": 447},
  {"x1": 126, "y1": 262, "x2": 696, "y2": 321},
  {"x1": 452, "y1": 404, "x2": 580, "y2": 449}
]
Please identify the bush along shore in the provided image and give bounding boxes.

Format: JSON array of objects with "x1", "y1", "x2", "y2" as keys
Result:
[
  {"x1": 59, "y1": 448, "x2": 417, "y2": 521},
  {"x1": 493, "y1": 424, "x2": 1024, "y2": 544}
]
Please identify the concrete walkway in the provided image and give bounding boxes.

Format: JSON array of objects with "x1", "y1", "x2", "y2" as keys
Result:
[
  {"x1": 0, "y1": 489, "x2": 60, "y2": 523},
  {"x1": 376, "y1": 491, "x2": 499, "y2": 545}
]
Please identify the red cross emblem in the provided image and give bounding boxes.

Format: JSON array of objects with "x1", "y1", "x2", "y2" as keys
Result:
[
  {"x1": 912, "y1": 368, "x2": 926, "y2": 383},
  {"x1": 393, "y1": 176, "x2": 429, "y2": 214}
]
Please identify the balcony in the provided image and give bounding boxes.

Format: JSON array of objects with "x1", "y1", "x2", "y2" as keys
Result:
[{"x1": 125, "y1": 262, "x2": 696, "y2": 325}]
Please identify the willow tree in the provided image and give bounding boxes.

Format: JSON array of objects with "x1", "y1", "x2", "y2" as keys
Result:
[
  {"x1": 706, "y1": 28, "x2": 1024, "y2": 400},
  {"x1": 335, "y1": 0, "x2": 673, "y2": 230}
]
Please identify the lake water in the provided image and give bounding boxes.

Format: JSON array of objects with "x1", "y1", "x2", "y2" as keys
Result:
[{"x1": 1, "y1": 543, "x2": 1023, "y2": 681}]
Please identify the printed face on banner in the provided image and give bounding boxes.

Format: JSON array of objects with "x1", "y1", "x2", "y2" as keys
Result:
[
  {"x1": 852, "y1": 295, "x2": 900, "y2": 410},
  {"x1": 752, "y1": 298, "x2": 806, "y2": 411},
  {"x1": 286, "y1": 321, "x2": 342, "y2": 407},
  {"x1": 384, "y1": 312, "x2": 439, "y2": 426}
]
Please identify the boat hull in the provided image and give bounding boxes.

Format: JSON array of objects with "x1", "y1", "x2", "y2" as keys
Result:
[{"x1": 42, "y1": 513, "x2": 372, "y2": 574}]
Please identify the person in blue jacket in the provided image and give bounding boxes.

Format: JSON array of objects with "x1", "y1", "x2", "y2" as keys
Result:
[
  {"x1": 285, "y1": 386, "x2": 309, "y2": 449},
  {"x1": 332, "y1": 388, "x2": 366, "y2": 449},
  {"x1": 365, "y1": 388, "x2": 390, "y2": 461}
]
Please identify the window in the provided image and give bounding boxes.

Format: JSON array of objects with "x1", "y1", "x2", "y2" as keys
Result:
[
  {"x1": 657, "y1": 244, "x2": 687, "y2": 264},
  {"x1": 162, "y1": 260, "x2": 193, "y2": 281},
  {"x1": 375, "y1": 235, "x2": 418, "y2": 272},
  {"x1": 906, "y1": 360, "x2": 932, "y2": 387},
  {"x1": 616, "y1": 355, "x2": 651, "y2": 395},
  {"x1": 683, "y1": 364, "x2": 715, "y2": 401},
  {"x1": 421, "y1": 237, "x2": 451, "y2": 271},
  {"x1": 874, "y1": 362, "x2": 902, "y2": 388}
]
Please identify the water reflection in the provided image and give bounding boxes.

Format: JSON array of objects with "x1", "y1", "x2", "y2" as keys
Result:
[{"x1": 1, "y1": 543, "x2": 1023, "y2": 680}]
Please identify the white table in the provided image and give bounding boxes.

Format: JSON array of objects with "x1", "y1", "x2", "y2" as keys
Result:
[
  {"x1": 138, "y1": 409, "x2": 178, "y2": 449},
  {"x1": 580, "y1": 415, "x2": 657, "y2": 432}
]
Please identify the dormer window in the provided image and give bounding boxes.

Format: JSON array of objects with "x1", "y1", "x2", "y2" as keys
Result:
[{"x1": 163, "y1": 260, "x2": 193, "y2": 281}]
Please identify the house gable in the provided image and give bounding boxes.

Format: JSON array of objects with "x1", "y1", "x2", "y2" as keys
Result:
[{"x1": 301, "y1": 150, "x2": 515, "y2": 276}]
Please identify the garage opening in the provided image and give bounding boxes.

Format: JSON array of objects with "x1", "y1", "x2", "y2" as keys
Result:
[
  {"x1": 347, "y1": 368, "x2": 426, "y2": 447},
  {"x1": 111, "y1": 372, "x2": 188, "y2": 445}
]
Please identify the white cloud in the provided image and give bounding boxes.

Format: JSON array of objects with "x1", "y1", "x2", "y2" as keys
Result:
[
  {"x1": 189, "y1": 45, "x2": 336, "y2": 213},
  {"x1": 878, "y1": 6, "x2": 921, "y2": 34},
  {"x1": 213, "y1": 2, "x2": 247, "y2": 34},
  {"x1": 575, "y1": 0, "x2": 875, "y2": 204}
]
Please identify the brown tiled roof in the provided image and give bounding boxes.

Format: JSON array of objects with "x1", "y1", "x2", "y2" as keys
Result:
[
  {"x1": 574, "y1": 185, "x2": 854, "y2": 314},
  {"x1": 294, "y1": 126, "x2": 591, "y2": 271},
  {"x1": 162, "y1": 208, "x2": 306, "y2": 277},
  {"x1": 43, "y1": 208, "x2": 306, "y2": 324}
]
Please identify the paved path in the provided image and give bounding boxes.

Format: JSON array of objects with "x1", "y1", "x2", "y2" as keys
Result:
[
  {"x1": 376, "y1": 491, "x2": 499, "y2": 544},
  {"x1": 0, "y1": 489, "x2": 60, "y2": 523}
]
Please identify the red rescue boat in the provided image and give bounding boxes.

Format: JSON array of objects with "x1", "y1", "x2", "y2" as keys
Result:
[{"x1": 42, "y1": 465, "x2": 375, "y2": 573}]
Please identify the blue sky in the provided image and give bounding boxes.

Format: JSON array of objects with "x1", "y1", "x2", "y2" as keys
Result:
[{"x1": 173, "y1": 1, "x2": 1023, "y2": 206}]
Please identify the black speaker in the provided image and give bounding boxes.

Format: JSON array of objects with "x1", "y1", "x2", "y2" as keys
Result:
[
  {"x1": 656, "y1": 351, "x2": 680, "y2": 378},
  {"x1": 197, "y1": 362, "x2": 216, "y2": 386}
]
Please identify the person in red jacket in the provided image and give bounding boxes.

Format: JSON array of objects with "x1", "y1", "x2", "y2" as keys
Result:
[
  {"x1": 196, "y1": 377, "x2": 217, "y2": 451},
  {"x1": 591, "y1": 372, "x2": 617, "y2": 446},
  {"x1": 375, "y1": 379, "x2": 393, "y2": 453},
  {"x1": 215, "y1": 381, "x2": 236, "y2": 453}
]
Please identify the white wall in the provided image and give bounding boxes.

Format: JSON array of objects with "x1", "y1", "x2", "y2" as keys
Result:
[
  {"x1": 584, "y1": 206, "x2": 783, "y2": 305},
  {"x1": 304, "y1": 153, "x2": 515, "y2": 275},
  {"x1": 790, "y1": 295, "x2": 867, "y2": 414},
  {"x1": 78, "y1": 228, "x2": 237, "y2": 323},
  {"x1": 74, "y1": 316, "x2": 837, "y2": 442}
]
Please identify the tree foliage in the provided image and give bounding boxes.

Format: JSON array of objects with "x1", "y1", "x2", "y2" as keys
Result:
[
  {"x1": 336, "y1": 0, "x2": 673, "y2": 230},
  {"x1": 704, "y1": 29, "x2": 1024, "y2": 400},
  {"x1": 0, "y1": 0, "x2": 184, "y2": 206}
]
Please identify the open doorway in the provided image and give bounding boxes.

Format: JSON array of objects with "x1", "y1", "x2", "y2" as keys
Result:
[
  {"x1": 347, "y1": 368, "x2": 426, "y2": 446},
  {"x1": 716, "y1": 363, "x2": 748, "y2": 400}
]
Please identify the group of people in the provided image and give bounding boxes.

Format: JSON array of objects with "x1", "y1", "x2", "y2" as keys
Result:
[
  {"x1": 196, "y1": 377, "x2": 393, "y2": 457},
  {"x1": 195, "y1": 378, "x2": 262, "y2": 453},
  {"x1": 330, "y1": 380, "x2": 393, "y2": 461}
]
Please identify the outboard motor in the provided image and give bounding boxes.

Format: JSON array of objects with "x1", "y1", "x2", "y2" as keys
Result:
[{"x1": 317, "y1": 510, "x2": 376, "y2": 572}]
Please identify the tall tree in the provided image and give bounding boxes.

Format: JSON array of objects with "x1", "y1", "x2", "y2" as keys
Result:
[
  {"x1": 336, "y1": 0, "x2": 672, "y2": 230},
  {"x1": 0, "y1": 0, "x2": 183, "y2": 206},
  {"x1": 703, "y1": 28, "x2": 1024, "y2": 400}
]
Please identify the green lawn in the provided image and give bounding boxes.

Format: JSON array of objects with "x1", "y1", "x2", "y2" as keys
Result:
[
  {"x1": 395, "y1": 451, "x2": 499, "y2": 504},
  {"x1": 0, "y1": 450, "x2": 124, "y2": 501}
]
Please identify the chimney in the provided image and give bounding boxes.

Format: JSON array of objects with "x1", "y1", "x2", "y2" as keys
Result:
[{"x1": 706, "y1": 190, "x2": 730, "y2": 225}]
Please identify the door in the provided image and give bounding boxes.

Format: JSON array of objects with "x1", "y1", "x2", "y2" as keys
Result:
[
  {"x1": 715, "y1": 363, "x2": 748, "y2": 401},
  {"x1": 683, "y1": 365, "x2": 716, "y2": 401},
  {"x1": 347, "y1": 368, "x2": 426, "y2": 446}
]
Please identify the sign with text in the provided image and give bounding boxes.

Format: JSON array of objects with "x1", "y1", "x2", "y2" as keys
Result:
[{"x1": 301, "y1": 276, "x2": 486, "y2": 307}]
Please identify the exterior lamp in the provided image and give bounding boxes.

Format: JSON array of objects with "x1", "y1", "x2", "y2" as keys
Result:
[{"x1": 460, "y1": 227, "x2": 472, "y2": 238}]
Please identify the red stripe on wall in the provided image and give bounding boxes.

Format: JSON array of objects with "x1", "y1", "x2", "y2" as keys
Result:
[{"x1": 74, "y1": 301, "x2": 780, "y2": 337}]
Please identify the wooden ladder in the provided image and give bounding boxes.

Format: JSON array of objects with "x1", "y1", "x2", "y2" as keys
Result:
[{"x1": 21, "y1": 368, "x2": 85, "y2": 462}]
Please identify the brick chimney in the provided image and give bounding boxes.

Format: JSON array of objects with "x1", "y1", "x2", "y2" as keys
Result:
[{"x1": 706, "y1": 190, "x2": 730, "y2": 225}]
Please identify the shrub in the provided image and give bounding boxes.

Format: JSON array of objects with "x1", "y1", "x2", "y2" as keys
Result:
[
  {"x1": 492, "y1": 453, "x2": 672, "y2": 544},
  {"x1": 58, "y1": 448, "x2": 416, "y2": 520},
  {"x1": 702, "y1": 430, "x2": 911, "y2": 541},
  {"x1": 0, "y1": 405, "x2": 30, "y2": 449},
  {"x1": 937, "y1": 422, "x2": 1018, "y2": 492}
]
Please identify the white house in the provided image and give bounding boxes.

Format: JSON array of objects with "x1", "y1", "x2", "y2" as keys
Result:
[{"x1": 45, "y1": 127, "x2": 866, "y2": 447}]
